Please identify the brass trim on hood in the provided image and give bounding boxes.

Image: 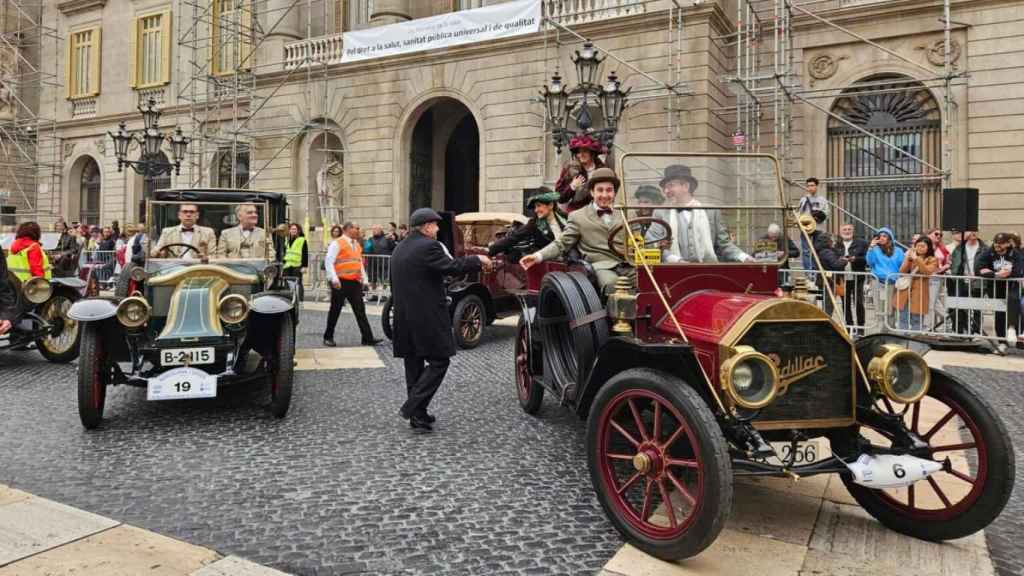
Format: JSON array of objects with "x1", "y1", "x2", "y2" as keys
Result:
[{"x1": 147, "y1": 264, "x2": 259, "y2": 287}]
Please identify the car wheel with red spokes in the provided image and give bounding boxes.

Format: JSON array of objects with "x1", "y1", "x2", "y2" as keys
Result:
[
  {"x1": 586, "y1": 368, "x2": 732, "y2": 560},
  {"x1": 837, "y1": 369, "x2": 1014, "y2": 541},
  {"x1": 268, "y1": 313, "x2": 295, "y2": 419},
  {"x1": 453, "y1": 294, "x2": 485, "y2": 349},
  {"x1": 515, "y1": 315, "x2": 543, "y2": 414}
]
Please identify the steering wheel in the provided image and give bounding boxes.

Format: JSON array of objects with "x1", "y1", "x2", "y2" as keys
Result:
[
  {"x1": 157, "y1": 242, "x2": 201, "y2": 259},
  {"x1": 608, "y1": 217, "x2": 672, "y2": 258}
]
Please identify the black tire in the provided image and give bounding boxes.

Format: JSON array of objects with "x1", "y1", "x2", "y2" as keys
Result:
[
  {"x1": 381, "y1": 296, "x2": 394, "y2": 340},
  {"x1": 838, "y1": 370, "x2": 1015, "y2": 541},
  {"x1": 538, "y1": 271, "x2": 607, "y2": 399},
  {"x1": 76, "y1": 323, "x2": 107, "y2": 429},
  {"x1": 36, "y1": 291, "x2": 81, "y2": 363},
  {"x1": 515, "y1": 314, "x2": 544, "y2": 414},
  {"x1": 269, "y1": 314, "x2": 295, "y2": 418},
  {"x1": 587, "y1": 368, "x2": 732, "y2": 560},
  {"x1": 114, "y1": 263, "x2": 138, "y2": 299},
  {"x1": 453, "y1": 294, "x2": 485, "y2": 349}
]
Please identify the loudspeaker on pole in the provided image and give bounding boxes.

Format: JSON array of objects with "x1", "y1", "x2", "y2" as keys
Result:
[{"x1": 942, "y1": 188, "x2": 979, "y2": 232}]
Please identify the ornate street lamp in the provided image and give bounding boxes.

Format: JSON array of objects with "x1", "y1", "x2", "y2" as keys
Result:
[
  {"x1": 540, "y1": 41, "x2": 631, "y2": 155},
  {"x1": 108, "y1": 97, "x2": 191, "y2": 197}
]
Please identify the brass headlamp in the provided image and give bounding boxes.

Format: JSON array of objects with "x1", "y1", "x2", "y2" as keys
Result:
[
  {"x1": 720, "y1": 345, "x2": 781, "y2": 410},
  {"x1": 116, "y1": 296, "x2": 151, "y2": 328},
  {"x1": 867, "y1": 344, "x2": 931, "y2": 404}
]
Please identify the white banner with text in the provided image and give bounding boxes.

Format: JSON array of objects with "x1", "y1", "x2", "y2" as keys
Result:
[{"x1": 341, "y1": 0, "x2": 542, "y2": 63}]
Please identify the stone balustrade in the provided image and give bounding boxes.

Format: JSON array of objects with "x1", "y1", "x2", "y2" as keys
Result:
[
  {"x1": 544, "y1": 0, "x2": 647, "y2": 25},
  {"x1": 70, "y1": 96, "x2": 97, "y2": 118},
  {"x1": 284, "y1": 34, "x2": 344, "y2": 70}
]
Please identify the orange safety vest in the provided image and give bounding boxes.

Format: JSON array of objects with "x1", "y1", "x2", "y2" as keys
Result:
[{"x1": 333, "y1": 237, "x2": 363, "y2": 281}]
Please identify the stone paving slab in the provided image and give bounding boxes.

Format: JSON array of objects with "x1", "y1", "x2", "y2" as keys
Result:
[
  {"x1": 0, "y1": 496, "x2": 119, "y2": 566},
  {"x1": 0, "y1": 524, "x2": 220, "y2": 576},
  {"x1": 191, "y1": 555, "x2": 293, "y2": 576},
  {"x1": 0, "y1": 486, "x2": 30, "y2": 507},
  {"x1": 294, "y1": 346, "x2": 384, "y2": 371}
]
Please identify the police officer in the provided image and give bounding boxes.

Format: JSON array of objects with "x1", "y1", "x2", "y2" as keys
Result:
[{"x1": 391, "y1": 208, "x2": 492, "y2": 432}]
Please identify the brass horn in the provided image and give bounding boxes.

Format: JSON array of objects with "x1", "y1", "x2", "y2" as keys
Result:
[{"x1": 798, "y1": 214, "x2": 816, "y2": 234}]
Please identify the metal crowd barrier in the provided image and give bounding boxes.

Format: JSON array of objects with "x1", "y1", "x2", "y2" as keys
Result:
[
  {"x1": 309, "y1": 251, "x2": 392, "y2": 303},
  {"x1": 78, "y1": 250, "x2": 118, "y2": 289},
  {"x1": 780, "y1": 268, "x2": 1022, "y2": 350}
]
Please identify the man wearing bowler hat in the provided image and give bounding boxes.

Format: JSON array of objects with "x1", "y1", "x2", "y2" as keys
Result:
[
  {"x1": 652, "y1": 164, "x2": 750, "y2": 263},
  {"x1": 391, "y1": 208, "x2": 492, "y2": 432}
]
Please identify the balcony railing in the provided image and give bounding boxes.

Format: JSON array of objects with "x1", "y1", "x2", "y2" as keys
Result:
[
  {"x1": 70, "y1": 96, "x2": 97, "y2": 118},
  {"x1": 544, "y1": 0, "x2": 647, "y2": 25},
  {"x1": 284, "y1": 34, "x2": 344, "y2": 70}
]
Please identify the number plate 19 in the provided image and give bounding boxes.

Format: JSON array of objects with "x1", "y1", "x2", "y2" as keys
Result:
[{"x1": 147, "y1": 367, "x2": 217, "y2": 401}]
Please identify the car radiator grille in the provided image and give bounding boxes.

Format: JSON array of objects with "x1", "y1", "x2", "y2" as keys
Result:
[{"x1": 738, "y1": 320, "x2": 854, "y2": 427}]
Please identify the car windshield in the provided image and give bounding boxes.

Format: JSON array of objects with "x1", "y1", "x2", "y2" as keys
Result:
[
  {"x1": 148, "y1": 200, "x2": 274, "y2": 264},
  {"x1": 617, "y1": 153, "x2": 789, "y2": 265}
]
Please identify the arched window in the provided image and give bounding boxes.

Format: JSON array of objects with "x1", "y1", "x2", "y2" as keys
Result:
[
  {"x1": 827, "y1": 74, "x2": 941, "y2": 242},
  {"x1": 80, "y1": 158, "x2": 101, "y2": 225},
  {"x1": 215, "y1": 147, "x2": 249, "y2": 188}
]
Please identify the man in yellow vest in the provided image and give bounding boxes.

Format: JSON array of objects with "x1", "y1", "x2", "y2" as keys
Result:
[{"x1": 322, "y1": 221, "x2": 381, "y2": 347}]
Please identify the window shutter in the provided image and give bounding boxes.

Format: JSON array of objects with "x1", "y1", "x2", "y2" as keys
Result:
[
  {"x1": 129, "y1": 18, "x2": 139, "y2": 88},
  {"x1": 160, "y1": 10, "x2": 172, "y2": 84},
  {"x1": 90, "y1": 27, "x2": 102, "y2": 96},
  {"x1": 65, "y1": 33, "x2": 73, "y2": 99}
]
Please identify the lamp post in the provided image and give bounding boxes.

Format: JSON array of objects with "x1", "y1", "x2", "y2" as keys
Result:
[
  {"x1": 108, "y1": 98, "x2": 190, "y2": 196},
  {"x1": 540, "y1": 41, "x2": 631, "y2": 155}
]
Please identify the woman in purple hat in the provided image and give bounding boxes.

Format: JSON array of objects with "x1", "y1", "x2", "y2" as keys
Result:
[{"x1": 555, "y1": 134, "x2": 606, "y2": 213}]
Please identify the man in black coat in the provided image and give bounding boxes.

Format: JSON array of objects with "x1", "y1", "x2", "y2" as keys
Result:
[
  {"x1": 391, "y1": 208, "x2": 492, "y2": 432},
  {"x1": 488, "y1": 189, "x2": 565, "y2": 258},
  {"x1": 837, "y1": 223, "x2": 869, "y2": 332}
]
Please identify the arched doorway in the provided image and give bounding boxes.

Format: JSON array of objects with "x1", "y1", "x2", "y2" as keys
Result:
[
  {"x1": 406, "y1": 97, "x2": 480, "y2": 215},
  {"x1": 79, "y1": 157, "x2": 101, "y2": 225},
  {"x1": 827, "y1": 74, "x2": 941, "y2": 243}
]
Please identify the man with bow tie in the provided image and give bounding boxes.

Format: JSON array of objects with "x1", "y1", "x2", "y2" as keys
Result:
[
  {"x1": 520, "y1": 167, "x2": 633, "y2": 295},
  {"x1": 151, "y1": 203, "x2": 216, "y2": 259},
  {"x1": 651, "y1": 164, "x2": 750, "y2": 263},
  {"x1": 216, "y1": 203, "x2": 276, "y2": 260}
]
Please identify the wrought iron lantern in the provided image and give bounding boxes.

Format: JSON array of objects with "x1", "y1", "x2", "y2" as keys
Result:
[
  {"x1": 108, "y1": 97, "x2": 191, "y2": 193},
  {"x1": 540, "y1": 41, "x2": 631, "y2": 155}
]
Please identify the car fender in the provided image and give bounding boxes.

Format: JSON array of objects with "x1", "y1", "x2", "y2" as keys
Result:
[
  {"x1": 51, "y1": 276, "x2": 88, "y2": 291},
  {"x1": 250, "y1": 294, "x2": 293, "y2": 314},
  {"x1": 68, "y1": 298, "x2": 117, "y2": 322}
]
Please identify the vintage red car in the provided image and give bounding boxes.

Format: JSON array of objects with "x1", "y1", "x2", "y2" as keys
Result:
[
  {"x1": 515, "y1": 153, "x2": 1014, "y2": 560},
  {"x1": 382, "y1": 211, "x2": 528, "y2": 348}
]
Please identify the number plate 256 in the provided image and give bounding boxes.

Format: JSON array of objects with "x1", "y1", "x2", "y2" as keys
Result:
[{"x1": 147, "y1": 367, "x2": 217, "y2": 401}]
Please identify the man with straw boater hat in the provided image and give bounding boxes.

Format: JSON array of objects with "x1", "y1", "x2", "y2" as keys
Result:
[{"x1": 520, "y1": 167, "x2": 633, "y2": 295}]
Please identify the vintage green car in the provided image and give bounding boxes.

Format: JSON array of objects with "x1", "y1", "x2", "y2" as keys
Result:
[{"x1": 68, "y1": 189, "x2": 298, "y2": 429}]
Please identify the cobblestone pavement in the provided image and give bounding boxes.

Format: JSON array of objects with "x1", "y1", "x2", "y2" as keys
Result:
[
  {"x1": 0, "y1": 310, "x2": 622, "y2": 576},
  {"x1": 942, "y1": 365, "x2": 1023, "y2": 576}
]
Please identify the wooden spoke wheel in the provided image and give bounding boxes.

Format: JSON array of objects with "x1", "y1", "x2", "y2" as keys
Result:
[
  {"x1": 76, "y1": 323, "x2": 107, "y2": 429},
  {"x1": 453, "y1": 295, "x2": 485, "y2": 349},
  {"x1": 587, "y1": 368, "x2": 731, "y2": 560},
  {"x1": 515, "y1": 316, "x2": 543, "y2": 414},
  {"x1": 36, "y1": 292, "x2": 81, "y2": 363},
  {"x1": 837, "y1": 371, "x2": 1014, "y2": 540}
]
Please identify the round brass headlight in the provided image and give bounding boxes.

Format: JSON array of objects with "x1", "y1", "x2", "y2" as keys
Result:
[
  {"x1": 116, "y1": 296, "x2": 151, "y2": 328},
  {"x1": 23, "y1": 277, "x2": 52, "y2": 304},
  {"x1": 218, "y1": 294, "x2": 249, "y2": 325},
  {"x1": 130, "y1": 266, "x2": 147, "y2": 282},
  {"x1": 262, "y1": 264, "x2": 278, "y2": 290},
  {"x1": 720, "y1": 345, "x2": 780, "y2": 410},
  {"x1": 867, "y1": 344, "x2": 930, "y2": 403}
]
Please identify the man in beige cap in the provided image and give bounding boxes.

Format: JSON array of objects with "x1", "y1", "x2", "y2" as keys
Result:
[{"x1": 520, "y1": 167, "x2": 633, "y2": 294}]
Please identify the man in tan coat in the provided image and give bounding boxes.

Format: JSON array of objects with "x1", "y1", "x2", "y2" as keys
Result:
[
  {"x1": 151, "y1": 203, "x2": 216, "y2": 259},
  {"x1": 216, "y1": 203, "x2": 276, "y2": 259},
  {"x1": 520, "y1": 167, "x2": 633, "y2": 294}
]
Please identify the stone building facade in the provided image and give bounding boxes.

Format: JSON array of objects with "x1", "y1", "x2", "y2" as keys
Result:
[{"x1": 26, "y1": 0, "x2": 1024, "y2": 243}]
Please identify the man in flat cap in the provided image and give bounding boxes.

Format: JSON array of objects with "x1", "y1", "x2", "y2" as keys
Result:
[
  {"x1": 391, "y1": 208, "x2": 492, "y2": 432},
  {"x1": 633, "y1": 184, "x2": 664, "y2": 218},
  {"x1": 520, "y1": 167, "x2": 633, "y2": 295},
  {"x1": 652, "y1": 164, "x2": 750, "y2": 263},
  {"x1": 488, "y1": 187, "x2": 566, "y2": 258}
]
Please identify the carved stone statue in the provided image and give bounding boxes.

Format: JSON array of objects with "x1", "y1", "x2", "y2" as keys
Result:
[{"x1": 315, "y1": 159, "x2": 344, "y2": 208}]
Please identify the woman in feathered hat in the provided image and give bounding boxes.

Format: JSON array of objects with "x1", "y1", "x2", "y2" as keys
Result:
[
  {"x1": 555, "y1": 134, "x2": 606, "y2": 213},
  {"x1": 489, "y1": 188, "x2": 566, "y2": 257}
]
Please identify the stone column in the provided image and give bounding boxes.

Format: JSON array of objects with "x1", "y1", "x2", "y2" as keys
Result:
[
  {"x1": 261, "y1": 0, "x2": 303, "y2": 71},
  {"x1": 371, "y1": 0, "x2": 412, "y2": 26}
]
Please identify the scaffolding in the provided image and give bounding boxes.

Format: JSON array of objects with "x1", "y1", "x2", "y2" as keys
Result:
[
  {"x1": 0, "y1": 0, "x2": 61, "y2": 224},
  {"x1": 716, "y1": 0, "x2": 965, "y2": 238},
  {"x1": 174, "y1": 0, "x2": 346, "y2": 235}
]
